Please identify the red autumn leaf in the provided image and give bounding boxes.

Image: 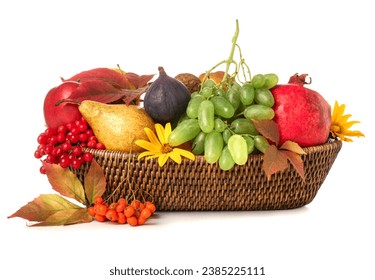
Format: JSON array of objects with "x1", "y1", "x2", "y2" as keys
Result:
[
  {"x1": 32, "y1": 208, "x2": 92, "y2": 227},
  {"x1": 262, "y1": 145, "x2": 289, "y2": 180},
  {"x1": 43, "y1": 163, "x2": 86, "y2": 205},
  {"x1": 84, "y1": 159, "x2": 106, "y2": 205},
  {"x1": 252, "y1": 119, "x2": 279, "y2": 146},
  {"x1": 125, "y1": 72, "x2": 154, "y2": 89},
  {"x1": 8, "y1": 194, "x2": 82, "y2": 222},
  {"x1": 68, "y1": 79, "x2": 127, "y2": 104},
  {"x1": 121, "y1": 85, "x2": 150, "y2": 105},
  {"x1": 63, "y1": 67, "x2": 130, "y2": 88},
  {"x1": 280, "y1": 150, "x2": 306, "y2": 181},
  {"x1": 280, "y1": 140, "x2": 307, "y2": 155}
]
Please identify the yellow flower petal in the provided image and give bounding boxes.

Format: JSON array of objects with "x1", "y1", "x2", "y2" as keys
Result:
[
  {"x1": 164, "y1": 122, "x2": 172, "y2": 141},
  {"x1": 138, "y1": 151, "x2": 159, "y2": 160},
  {"x1": 134, "y1": 139, "x2": 161, "y2": 152},
  {"x1": 155, "y1": 123, "x2": 166, "y2": 145},
  {"x1": 168, "y1": 150, "x2": 182, "y2": 164},
  {"x1": 173, "y1": 148, "x2": 195, "y2": 161},
  {"x1": 144, "y1": 127, "x2": 161, "y2": 146},
  {"x1": 158, "y1": 153, "x2": 169, "y2": 167}
]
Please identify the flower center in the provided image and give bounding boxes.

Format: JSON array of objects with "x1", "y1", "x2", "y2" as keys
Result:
[
  {"x1": 331, "y1": 123, "x2": 343, "y2": 134},
  {"x1": 161, "y1": 144, "x2": 173, "y2": 154}
]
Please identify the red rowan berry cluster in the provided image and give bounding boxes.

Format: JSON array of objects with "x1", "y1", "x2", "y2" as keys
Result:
[
  {"x1": 34, "y1": 118, "x2": 105, "y2": 174},
  {"x1": 88, "y1": 196, "x2": 156, "y2": 226}
]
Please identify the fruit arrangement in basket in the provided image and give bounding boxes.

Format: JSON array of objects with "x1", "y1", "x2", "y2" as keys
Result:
[{"x1": 9, "y1": 20, "x2": 364, "y2": 226}]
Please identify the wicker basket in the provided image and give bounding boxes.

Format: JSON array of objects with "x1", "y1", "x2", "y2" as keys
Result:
[{"x1": 73, "y1": 140, "x2": 342, "y2": 211}]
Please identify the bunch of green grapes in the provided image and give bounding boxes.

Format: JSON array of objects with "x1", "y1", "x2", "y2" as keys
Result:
[{"x1": 169, "y1": 73, "x2": 278, "y2": 170}]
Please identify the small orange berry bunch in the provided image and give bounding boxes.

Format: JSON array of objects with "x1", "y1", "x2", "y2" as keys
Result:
[{"x1": 88, "y1": 196, "x2": 156, "y2": 226}]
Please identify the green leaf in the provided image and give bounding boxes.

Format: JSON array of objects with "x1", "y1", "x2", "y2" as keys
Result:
[
  {"x1": 84, "y1": 159, "x2": 106, "y2": 205},
  {"x1": 252, "y1": 119, "x2": 279, "y2": 146},
  {"x1": 32, "y1": 208, "x2": 93, "y2": 226},
  {"x1": 8, "y1": 194, "x2": 82, "y2": 222},
  {"x1": 280, "y1": 140, "x2": 306, "y2": 155},
  {"x1": 43, "y1": 163, "x2": 86, "y2": 205},
  {"x1": 280, "y1": 150, "x2": 306, "y2": 181},
  {"x1": 262, "y1": 145, "x2": 289, "y2": 180}
]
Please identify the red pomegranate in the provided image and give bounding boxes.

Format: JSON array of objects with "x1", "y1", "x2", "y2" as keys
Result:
[
  {"x1": 43, "y1": 81, "x2": 82, "y2": 129},
  {"x1": 271, "y1": 74, "x2": 331, "y2": 147}
]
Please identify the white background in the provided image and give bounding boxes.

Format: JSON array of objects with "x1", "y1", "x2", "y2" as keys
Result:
[{"x1": 1, "y1": 0, "x2": 373, "y2": 279}]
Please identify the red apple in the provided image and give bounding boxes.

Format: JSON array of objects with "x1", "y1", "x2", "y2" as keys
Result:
[
  {"x1": 271, "y1": 74, "x2": 331, "y2": 147},
  {"x1": 43, "y1": 81, "x2": 82, "y2": 129}
]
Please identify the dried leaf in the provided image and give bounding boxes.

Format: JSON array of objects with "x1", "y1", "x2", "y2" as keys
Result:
[
  {"x1": 280, "y1": 140, "x2": 307, "y2": 155},
  {"x1": 252, "y1": 119, "x2": 279, "y2": 146},
  {"x1": 121, "y1": 85, "x2": 150, "y2": 105},
  {"x1": 32, "y1": 208, "x2": 92, "y2": 226},
  {"x1": 43, "y1": 163, "x2": 86, "y2": 205},
  {"x1": 280, "y1": 150, "x2": 306, "y2": 181},
  {"x1": 63, "y1": 67, "x2": 130, "y2": 88},
  {"x1": 262, "y1": 145, "x2": 289, "y2": 180},
  {"x1": 84, "y1": 159, "x2": 106, "y2": 205},
  {"x1": 8, "y1": 194, "x2": 82, "y2": 222},
  {"x1": 68, "y1": 79, "x2": 127, "y2": 104},
  {"x1": 125, "y1": 72, "x2": 154, "y2": 89}
]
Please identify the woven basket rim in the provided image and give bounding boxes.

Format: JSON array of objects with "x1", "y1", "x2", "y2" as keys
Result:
[{"x1": 84, "y1": 139, "x2": 342, "y2": 160}]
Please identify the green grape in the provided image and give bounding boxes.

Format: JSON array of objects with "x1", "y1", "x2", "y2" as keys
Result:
[
  {"x1": 186, "y1": 94, "x2": 206, "y2": 119},
  {"x1": 191, "y1": 91, "x2": 200, "y2": 98},
  {"x1": 202, "y1": 79, "x2": 216, "y2": 88},
  {"x1": 168, "y1": 119, "x2": 201, "y2": 146},
  {"x1": 204, "y1": 131, "x2": 224, "y2": 164},
  {"x1": 242, "y1": 135, "x2": 255, "y2": 154},
  {"x1": 251, "y1": 74, "x2": 266, "y2": 89},
  {"x1": 227, "y1": 134, "x2": 248, "y2": 165},
  {"x1": 198, "y1": 100, "x2": 215, "y2": 133},
  {"x1": 201, "y1": 86, "x2": 213, "y2": 98},
  {"x1": 214, "y1": 117, "x2": 226, "y2": 132},
  {"x1": 254, "y1": 135, "x2": 270, "y2": 154},
  {"x1": 230, "y1": 118, "x2": 258, "y2": 135},
  {"x1": 222, "y1": 128, "x2": 233, "y2": 144},
  {"x1": 254, "y1": 88, "x2": 275, "y2": 107},
  {"x1": 244, "y1": 104, "x2": 275, "y2": 120},
  {"x1": 239, "y1": 83, "x2": 255, "y2": 105},
  {"x1": 225, "y1": 87, "x2": 241, "y2": 111},
  {"x1": 214, "y1": 88, "x2": 226, "y2": 97},
  {"x1": 211, "y1": 96, "x2": 235, "y2": 119},
  {"x1": 192, "y1": 131, "x2": 206, "y2": 155},
  {"x1": 219, "y1": 146, "x2": 235, "y2": 171},
  {"x1": 263, "y1": 73, "x2": 279, "y2": 89}
]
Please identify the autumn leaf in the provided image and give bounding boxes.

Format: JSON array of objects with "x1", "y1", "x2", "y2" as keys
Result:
[
  {"x1": 252, "y1": 119, "x2": 279, "y2": 145},
  {"x1": 262, "y1": 145, "x2": 289, "y2": 180},
  {"x1": 125, "y1": 72, "x2": 154, "y2": 89},
  {"x1": 280, "y1": 140, "x2": 307, "y2": 155},
  {"x1": 43, "y1": 163, "x2": 86, "y2": 205},
  {"x1": 84, "y1": 159, "x2": 106, "y2": 205},
  {"x1": 32, "y1": 208, "x2": 92, "y2": 227},
  {"x1": 63, "y1": 67, "x2": 130, "y2": 88},
  {"x1": 8, "y1": 194, "x2": 82, "y2": 222},
  {"x1": 280, "y1": 150, "x2": 306, "y2": 181}
]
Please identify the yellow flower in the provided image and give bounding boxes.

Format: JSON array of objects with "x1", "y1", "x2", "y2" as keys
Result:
[
  {"x1": 330, "y1": 101, "x2": 365, "y2": 142},
  {"x1": 134, "y1": 122, "x2": 195, "y2": 167}
]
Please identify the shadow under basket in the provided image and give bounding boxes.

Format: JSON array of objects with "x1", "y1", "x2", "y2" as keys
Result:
[{"x1": 73, "y1": 140, "x2": 342, "y2": 211}]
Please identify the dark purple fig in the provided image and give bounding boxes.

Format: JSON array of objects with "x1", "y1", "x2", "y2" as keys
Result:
[{"x1": 144, "y1": 67, "x2": 191, "y2": 124}]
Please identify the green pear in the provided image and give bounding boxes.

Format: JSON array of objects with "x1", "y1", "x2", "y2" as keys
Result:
[{"x1": 79, "y1": 100, "x2": 155, "y2": 152}]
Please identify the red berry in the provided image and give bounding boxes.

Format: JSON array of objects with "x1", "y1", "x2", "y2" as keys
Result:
[
  {"x1": 71, "y1": 158, "x2": 82, "y2": 169},
  {"x1": 105, "y1": 209, "x2": 118, "y2": 222},
  {"x1": 39, "y1": 165, "x2": 46, "y2": 174},
  {"x1": 96, "y1": 142, "x2": 105, "y2": 150},
  {"x1": 37, "y1": 133, "x2": 48, "y2": 145},
  {"x1": 34, "y1": 150, "x2": 43, "y2": 159},
  {"x1": 59, "y1": 157, "x2": 70, "y2": 168},
  {"x1": 87, "y1": 140, "x2": 97, "y2": 148},
  {"x1": 83, "y1": 152, "x2": 93, "y2": 162},
  {"x1": 61, "y1": 142, "x2": 71, "y2": 151},
  {"x1": 45, "y1": 127, "x2": 56, "y2": 138},
  {"x1": 78, "y1": 133, "x2": 88, "y2": 143},
  {"x1": 57, "y1": 125, "x2": 68, "y2": 135},
  {"x1": 56, "y1": 133, "x2": 66, "y2": 143},
  {"x1": 72, "y1": 146, "x2": 83, "y2": 156},
  {"x1": 94, "y1": 196, "x2": 103, "y2": 204}
]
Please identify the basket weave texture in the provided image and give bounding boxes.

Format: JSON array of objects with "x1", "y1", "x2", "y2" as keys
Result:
[{"x1": 73, "y1": 140, "x2": 342, "y2": 211}]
